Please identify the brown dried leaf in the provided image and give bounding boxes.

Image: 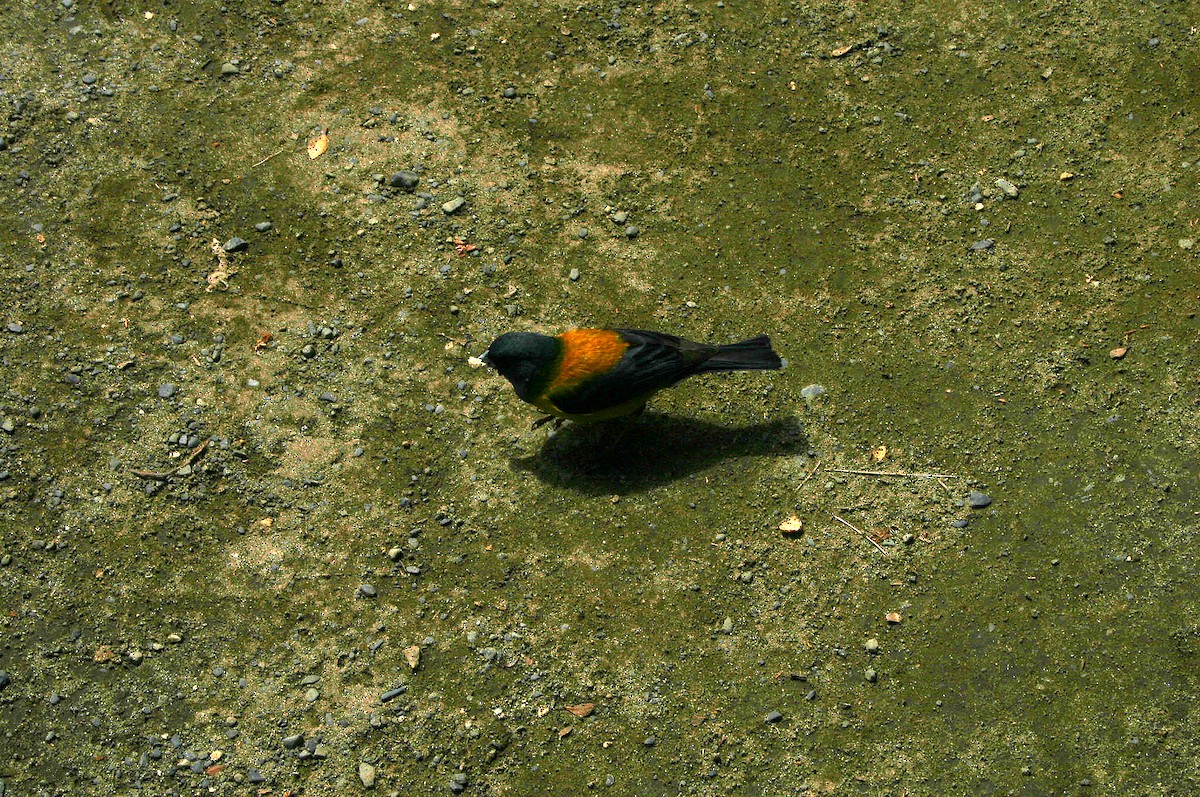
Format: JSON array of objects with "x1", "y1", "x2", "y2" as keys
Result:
[
  {"x1": 870, "y1": 445, "x2": 888, "y2": 463},
  {"x1": 565, "y1": 703, "x2": 595, "y2": 718},
  {"x1": 559, "y1": 726, "x2": 572, "y2": 738},
  {"x1": 1109, "y1": 346, "x2": 1128, "y2": 359},
  {"x1": 404, "y1": 645, "x2": 421, "y2": 671},
  {"x1": 885, "y1": 612, "x2": 903, "y2": 624},
  {"x1": 306, "y1": 128, "x2": 330, "y2": 159},
  {"x1": 831, "y1": 44, "x2": 854, "y2": 57}
]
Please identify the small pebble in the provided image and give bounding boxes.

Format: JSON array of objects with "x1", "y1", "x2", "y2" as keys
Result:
[
  {"x1": 765, "y1": 710, "x2": 783, "y2": 723},
  {"x1": 442, "y1": 197, "x2": 465, "y2": 214},
  {"x1": 390, "y1": 171, "x2": 420, "y2": 191},
  {"x1": 864, "y1": 638, "x2": 880, "y2": 653},
  {"x1": 568, "y1": 268, "x2": 580, "y2": 281},
  {"x1": 359, "y1": 584, "x2": 377, "y2": 598},
  {"x1": 969, "y1": 238, "x2": 995, "y2": 251},
  {"x1": 643, "y1": 736, "x2": 656, "y2": 747},
  {"x1": 865, "y1": 668, "x2": 878, "y2": 683},
  {"x1": 222, "y1": 237, "x2": 248, "y2": 252},
  {"x1": 282, "y1": 734, "x2": 304, "y2": 750},
  {"x1": 157, "y1": 383, "x2": 177, "y2": 399},
  {"x1": 994, "y1": 178, "x2": 1019, "y2": 198},
  {"x1": 624, "y1": 225, "x2": 640, "y2": 239},
  {"x1": 967, "y1": 491, "x2": 993, "y2": 509},
  {"x1": 359, "y1": 762, "x2": 376, "y2": 788},
  {"x1": 254, "y1": 221, "x2": 273, "y2": 232}
]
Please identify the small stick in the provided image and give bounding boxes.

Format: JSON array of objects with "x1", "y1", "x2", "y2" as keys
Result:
[
  {"x1": 832, "y1": 514, "x2": 888, "y2": 556},
  {"x1": 798, "y1": 460, "x2": 822, "y2": 488},
  {"x1": 937, "y1": 477, "x2": 955, "y2": 497},
  {"x1": 130, "y1": 440, "x2": 210, "y2": 481},
  {"x1": 438, "y1": 332, "x2": 470, "y2": 348},
  {"x1": 252, "y1": 144, "x2": 290, "y2": 168},
  {"x1": 827, "y1": 468, "x2": 957, "y2": 479}
]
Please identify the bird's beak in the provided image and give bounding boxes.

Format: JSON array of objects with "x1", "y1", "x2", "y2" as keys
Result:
[{"x1": 469, "y1": 351, "x2": 492, "y2": 369}]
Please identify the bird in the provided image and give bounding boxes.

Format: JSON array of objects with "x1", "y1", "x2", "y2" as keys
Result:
[{"x1": 478, "y1": 328, "x2": 783, "y2": 425}]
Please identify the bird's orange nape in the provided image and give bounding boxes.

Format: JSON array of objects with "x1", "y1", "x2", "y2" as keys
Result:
[{"x1": 548, "y1": 329, "x2": 628, "y2": 391}]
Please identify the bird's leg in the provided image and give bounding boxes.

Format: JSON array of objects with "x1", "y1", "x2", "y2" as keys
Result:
[
  {"x1": 608, "y1": 404, "x2": 646, "y2": 446},
  {"x1": 531, "y1": 414, "x2": 565, "y2": 431}
]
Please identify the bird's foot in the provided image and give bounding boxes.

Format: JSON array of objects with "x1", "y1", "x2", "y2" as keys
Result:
[{"x1": 531, "y1": 415, "x2": 565, "y2": 431}]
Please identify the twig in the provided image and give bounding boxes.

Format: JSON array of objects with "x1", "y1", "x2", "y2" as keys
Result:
[
  {"x1": 130, "y1": 440, "x2": 210, "y2": 481},
  {"x1": 832, "y1": 514, "x2": 888, "y2": 556},
  {"x1": 438, "y1": 332, "x2": 470, "y2": 348},
  {"x1": 937, "y1": 477, "x2": 955, "y2": 497},
  {"x1": 252, "y1": 143, "x2": 290, "y2": 168},
  {"x1": 798, "y1": 460, "x2": 822, "y2": 488},
  {"x1": 827, "y1": 468, "x2": 957, "y2": 479}
]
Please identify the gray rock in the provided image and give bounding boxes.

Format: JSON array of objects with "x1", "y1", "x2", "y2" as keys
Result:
[
  {"x1": 765, "y1": 710, "x2": 783, "y2": 723},
  {"x1": 969, "y1": 239, "x2": 995, "y2": 251},
  {"x1": 967, "y1": 490, "x2": 993, "y2": 508},
  {"x1": 282, "y1": 734, "x2": 304, "y2": 750},
  {"x1": 441, "y1": 197, "x2": 465, "y2": 214},
  {"x1": 223, "y1": 237, "x2": 248, "y2": 252},
  {"x1": 389, "y1": 170, "x2": 419, "y2": 190},
  {"x1": 995, "y1": 178, "x2": 1019, "y2": 198},
  {"x1": 157, "y1": 383, "x2": 177, "y2": 399}
]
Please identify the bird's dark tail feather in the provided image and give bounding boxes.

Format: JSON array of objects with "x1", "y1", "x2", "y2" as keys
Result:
[{"x1": 698, "y1": 335, "x2": 783, "y2": 372}]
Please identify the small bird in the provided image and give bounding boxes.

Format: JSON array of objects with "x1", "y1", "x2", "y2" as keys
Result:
[{"x1": 479, "y1": 328, "x2": 782, "y2": 424}]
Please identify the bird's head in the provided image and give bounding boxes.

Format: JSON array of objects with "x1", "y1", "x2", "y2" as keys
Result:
[{"x1": 479, "y1": 331, "x2": 560, "y2": 401}]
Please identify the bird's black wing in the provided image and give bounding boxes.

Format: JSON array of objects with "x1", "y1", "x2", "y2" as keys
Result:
[{"x1": 549, "y1": 329, "x2": 717, "y2": 416}]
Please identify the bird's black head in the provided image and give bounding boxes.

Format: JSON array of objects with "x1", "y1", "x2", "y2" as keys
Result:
[{"x1": 481, "y1": 331, "x2": 561, "y2": 401}]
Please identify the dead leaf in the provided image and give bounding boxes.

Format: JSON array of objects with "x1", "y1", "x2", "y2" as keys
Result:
[
  {"x1": 1110, "y1": 346, "x2": 1128, "y2": 359},
  {"x1": 404, "y1": 645, "x2": 421, "y2": 671},
  {"x1": 94, "y1": 645, "x2": 117, "y2": 663},
  {"x1": 870, "y1": 445, "x2": 888, "y2": 463},
  {"x1": 559, "y1": 727, "x2": 572, "y2": 738},
  {"x1": 885, "y1": 612, "x2": 903, "y2": 624},
  {"x1": 831, "y1": 44, "x2": 854, "y2": 57},
  {"x1": 205, "y1": 764, "x2": 227, "y2": 776},
  {"x1": 778, "y1": 515, "x2": 804, "y2": 534},
  {"x1": 306, "y1": 128, "x2": 330, "y2": 159},
  {"x1": 565, "y1": 703, "x2": 595, "y2": 718}
]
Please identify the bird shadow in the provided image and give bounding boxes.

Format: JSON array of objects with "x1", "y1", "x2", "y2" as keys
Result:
[{"x1": 509, "y1": 412, "x2": 806, "y2": 495}]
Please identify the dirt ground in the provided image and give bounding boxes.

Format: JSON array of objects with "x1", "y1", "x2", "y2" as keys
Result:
[{"x1": 1, "y1": 1, "x2": 1199, "y2": 795}]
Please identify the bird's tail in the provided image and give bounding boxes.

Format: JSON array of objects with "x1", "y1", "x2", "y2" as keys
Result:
[{"x1": 698, "y1": 335, "x2": 783, "y2": 372}]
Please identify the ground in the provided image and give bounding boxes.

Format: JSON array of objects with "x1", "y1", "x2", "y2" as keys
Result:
[{"x1": 1, "y1": 1, "x2": 1199, "y2": 795}]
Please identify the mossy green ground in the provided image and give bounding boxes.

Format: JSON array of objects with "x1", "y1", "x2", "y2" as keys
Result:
[{"x1": 1, "y1": 1, "x2": 1198, "y2": 794}]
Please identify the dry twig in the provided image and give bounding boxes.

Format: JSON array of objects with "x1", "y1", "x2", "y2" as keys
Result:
[
  {"x1": 130, "y1": 440, "x2": 210, "y2": 481},
  {"x1": 827, "y1": 468, "x2": 957, "y2": 479},
  {"x1": 832, "y1": 514, "x2": 888, "y2": 557}
]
